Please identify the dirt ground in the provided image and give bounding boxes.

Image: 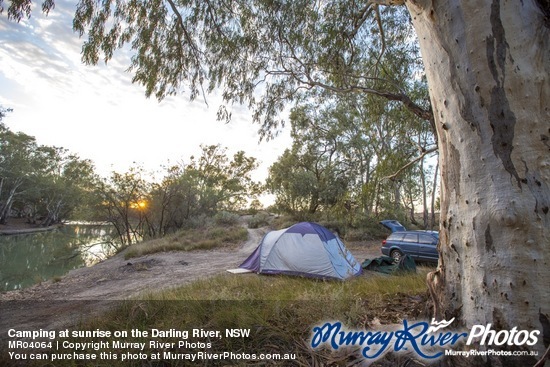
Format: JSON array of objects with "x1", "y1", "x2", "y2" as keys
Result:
[{"x1": 0, "y1": 225, "x2": 383, "y2": 335}]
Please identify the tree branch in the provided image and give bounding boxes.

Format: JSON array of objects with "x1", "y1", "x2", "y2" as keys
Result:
[
  {"x1": 366, "y1": 5, "x2": 386, "y2": 75},
  {"x1": 165, "y1": 0, "x2": 199, "y2": 59},
  {"x1": 302, "y1": 77, "x2": 433, "y2": 123},
  {"x1": 384, "y1": 146, "x2": 438, "y2": 180},
  {"x1": 164, "y1": 0, "x2": 208, "y2": 102},
  {"x1": 347, "y1": 4, "x2": 374, "y2": 39}
]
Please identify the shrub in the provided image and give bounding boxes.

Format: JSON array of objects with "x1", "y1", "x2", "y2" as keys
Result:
[
  {"x1": 247, "y1": 212, "x2": 271, "y2": 228},
  {"x1": 213, "y1": 211, "x2": 240, "y2": 226},
  {"x1": 184, "y1": 214, "x2": 211, "y2": 229}
]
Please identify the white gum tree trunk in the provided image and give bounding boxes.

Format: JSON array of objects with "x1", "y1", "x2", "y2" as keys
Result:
[{"x1": 404, "y1": 0, "x2": 550, "y2": 362}]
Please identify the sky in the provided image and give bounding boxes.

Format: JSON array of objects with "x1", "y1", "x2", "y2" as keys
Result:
[{"x1": 0, "y1": 0, "x2": 292, "y2": 204}]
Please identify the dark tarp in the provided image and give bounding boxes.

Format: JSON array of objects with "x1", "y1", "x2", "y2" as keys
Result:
[{"x1": 361, "y1": 255, "x2": 417, "y2": 274}]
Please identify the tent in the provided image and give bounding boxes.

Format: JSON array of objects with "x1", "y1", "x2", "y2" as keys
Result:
[{"x1": 239, "y1": 222, "x2": 362, "y2": 280}]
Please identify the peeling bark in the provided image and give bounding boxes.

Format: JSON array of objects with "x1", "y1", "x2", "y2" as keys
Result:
[{"x1": 406, "y1": 0, "x2": 550, "y2": 364}]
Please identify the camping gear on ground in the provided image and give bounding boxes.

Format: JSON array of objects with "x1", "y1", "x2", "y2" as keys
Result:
[
  {"x1": 239, "y1": 222, "x2": 362, "y2": 280},
  {"x1": 361, "y1": 255, "x2": 417, "y2": 274}
]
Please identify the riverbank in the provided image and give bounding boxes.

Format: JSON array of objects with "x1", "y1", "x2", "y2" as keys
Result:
[
  {"x1": 0, "y1": 224, "x2": 63, "y2": 235},
  {"x1": 0, "y1": 217, "x2": 63, "y2": 235},
  {"x1": 0, "y1": 225, "x2": 381, "y2": 328}
]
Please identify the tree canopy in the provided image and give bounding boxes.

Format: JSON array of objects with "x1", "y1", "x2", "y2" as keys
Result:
[
  {"x1": 0, "y1": 122, "x2": 97, "y2": 225},
  {"x1": 267, "y1": 88, "x2": 437, "y2": 226},
  {"x1": 2, "y1": 0, "x2": 432, "y2": 138}
]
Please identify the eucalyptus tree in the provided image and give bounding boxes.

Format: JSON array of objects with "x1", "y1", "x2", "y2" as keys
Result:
[
  {"x1": 96, "y1": 166, "x2": 151, "y2": 246},
  {"x1": 4, "y1": 0, "x2": 550, "y2": 363},
  {"x1": 0, "y1": 124, "x2": 42, "y2": 224},
  {"x1": 0, "y1": 123, "x2": 98, "y2": 225},
  {"x1": 270, "y1": 94, "x2": 429, "y2": 223},
  {"x1": 146, "y1": 165, "x2": 191, "y2": 236},
  {"x1": 37, "y1": 150, "x2": 98, "y2": 226},
  {"x1": 269, "y1": 105, "x2": 351, "y2": 216},
  {"x1": 187, "y1": 144, "x2": 260, "y2": 213},
  {"x1": 145, "y1": 145, "x2": 260, "y2": 234},
  {"x1": 286, "y1": 91, "x2": 436, "y2": 223},
  {"x1": 267, "y1": 149, "x2": 319, "y2": 217},
  {"x1": 267, "y1": 145, "x2": 348, "y2": 219}
]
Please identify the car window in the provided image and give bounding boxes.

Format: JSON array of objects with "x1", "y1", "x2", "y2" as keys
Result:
[
  {"x1": 388, "y1": 233, "x2": 404, "y2": 241},
  {"x1": 419, "y1": 234, "x2": 436, "y2": 244},
  {"x1": 402, "y1": 233, "x2": 418, "y2": 243}
]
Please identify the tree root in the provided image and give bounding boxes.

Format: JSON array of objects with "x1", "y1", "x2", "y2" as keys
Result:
[
  {"x1": 533, "y1": 344, "x2": 550, "y2": 367},
  {"x1": 426, "y1": 267, "x2": 442, "y2": 320}
]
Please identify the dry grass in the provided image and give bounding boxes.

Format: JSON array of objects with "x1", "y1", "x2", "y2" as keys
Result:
[
  {"x1": 123, "y1": 225, "x2": 248, "y2": 259},
  {"x1": 6, "y1": 270, "x2": 431, "y2": 367}
]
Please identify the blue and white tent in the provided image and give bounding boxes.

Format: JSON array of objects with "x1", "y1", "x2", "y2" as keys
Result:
[{"x1": 239, "y1": 222, "x2": 362, "y2": 280}]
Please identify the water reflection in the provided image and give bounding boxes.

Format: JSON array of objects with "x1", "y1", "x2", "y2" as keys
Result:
[{"x1": 0, "y1": 224, "x2": 118, "y2": 292}]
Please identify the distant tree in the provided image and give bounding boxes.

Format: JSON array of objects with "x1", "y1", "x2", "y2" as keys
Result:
[
  {"x1": 38, "y1": 151, "x2": 98, "y2": 226},
  {"x1": 267, "y1": 149, "x2": 320, "y2": 218},
  {"x1": 143, "y1": 164, "x2": 200, "y2": 236},
  {"x1": 0, "y1": 125, "x2": 42, "y2": 224},
  {"x1": 248, "y1": 198, "x2": 263, "y2": 214},
  {"x1": 144, "y1": 145, "x2": 260, "y2": 235},
  {"x1": 267, "y1": 107, "x2": 350, "y2": 219},
  {"x1": 186, "y1": 145, "x2": 260, "y2": 214},
  {"x1": 96, "y1": 166, "x2": 150, "y2": 246},
  {"x1": 271, "y1": 92, "x2": 437, "y2": 225},
  {"x1": 0, "y1": 120, "x2": 99, "y2": 226}
]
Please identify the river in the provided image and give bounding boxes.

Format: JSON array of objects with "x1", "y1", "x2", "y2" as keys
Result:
[{"x1": 0, "y1": 224, "x2": 118, "y2": 292}]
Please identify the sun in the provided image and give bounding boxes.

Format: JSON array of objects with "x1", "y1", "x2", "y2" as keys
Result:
[{"x1": 130, "y1": 200, "x2": 148, "y2": 209}]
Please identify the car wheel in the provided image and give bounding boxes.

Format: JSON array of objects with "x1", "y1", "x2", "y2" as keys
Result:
[{"x1": 390, "y1": 249, "x2": 403, "y2": 263}]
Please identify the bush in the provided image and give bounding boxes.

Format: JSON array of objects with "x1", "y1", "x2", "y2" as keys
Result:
[
  {"x1": 187, "y1": 214, "x2": 211, "y2": 229},
  {"x1": 213, "y1": 211, "x2": 240, "y2": 226},
  {"x1": 247, "y1": 212, "x2": 271, "y2": 228},
  {"x1": 317, "y1": 219, "x2": 346, "y2": 237}
]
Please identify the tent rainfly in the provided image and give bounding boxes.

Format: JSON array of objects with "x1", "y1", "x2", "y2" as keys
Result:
[{"x1": 239, "y1": 222, "x2": 362, "y2": 280}]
